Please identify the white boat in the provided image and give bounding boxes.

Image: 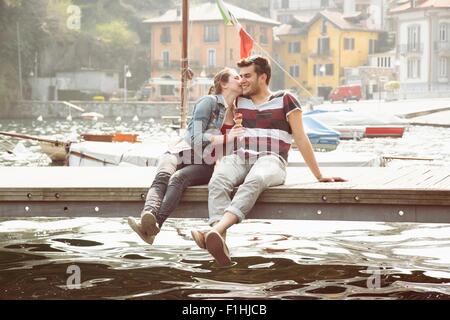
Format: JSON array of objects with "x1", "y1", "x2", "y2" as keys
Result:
[
  {"x1": 305, "y1": 109, "x2": 407, "y2": 139},
  {"x1": 38, "y1": 141, "x2": 69, "y2": 163},
  {"x1": 80, "y1": 112, "x2": 104, "y2": 121},
  {"x1": 67, "y1": 140, "x2": 382, "y2": 168}
]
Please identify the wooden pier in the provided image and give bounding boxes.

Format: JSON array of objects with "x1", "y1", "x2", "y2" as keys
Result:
[{"x1": 0, "y1": 167, "x2": 449, "y2": 223}]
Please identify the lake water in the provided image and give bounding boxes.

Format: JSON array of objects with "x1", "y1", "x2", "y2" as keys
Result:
[
  {"x1": 1, "y1": 118, "x2": 450, "y2": 167},
  {"x1": 0, "y1": 118, "x2": 449, "y2": 300},
  {"x1": 1, "y1": 218, "x2": 449, "y2": 299}
]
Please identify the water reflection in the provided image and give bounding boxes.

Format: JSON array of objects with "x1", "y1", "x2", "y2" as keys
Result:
[{"x1": 0, "y1": 218, "x2": 449, "y2": 299}]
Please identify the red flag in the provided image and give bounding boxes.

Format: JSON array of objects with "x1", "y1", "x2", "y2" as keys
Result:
[
  {"x1": 239, "y1": 28, "x2": 254, "y2": 59},
  {"x1": 217, "y1": 0, "x2": 254, "y2": 58}
]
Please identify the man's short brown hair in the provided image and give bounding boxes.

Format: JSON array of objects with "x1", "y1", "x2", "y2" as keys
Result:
[{"x1": 237, "y1": 55, "x2": 271, "y2": 85}]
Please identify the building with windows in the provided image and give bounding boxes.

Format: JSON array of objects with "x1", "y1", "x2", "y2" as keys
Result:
[
  {"x1": 390, "y1": 0, "x2": 450, "y2": 97},
  {"x1": 275, "y1": 10, "x2": 380, "y2": 99},
  {"x1": 144, "y1": 2, "x2": 278, "y2": 101}
]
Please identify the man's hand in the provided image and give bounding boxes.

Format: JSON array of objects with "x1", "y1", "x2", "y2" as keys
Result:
[
  {"x1": 228, "y1": 125, "x2": 245, "y2": 140},
  {"x1": 318, "y1": 176, "x2": 348, "y2": 183}
]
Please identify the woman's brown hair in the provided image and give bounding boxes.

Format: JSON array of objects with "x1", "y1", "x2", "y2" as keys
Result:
[{"x1": 208, "y1": 68, "x2": 234, "y2": 95}]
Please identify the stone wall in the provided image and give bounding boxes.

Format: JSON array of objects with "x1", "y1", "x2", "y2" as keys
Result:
[{"x1": 1, "y1": 101, "x2": 196, "y2": 119}]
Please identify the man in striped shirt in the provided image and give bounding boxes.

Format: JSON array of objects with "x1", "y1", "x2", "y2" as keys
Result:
[{"x1": 192, "y1": 55, "x2": 346, "y2": 266}]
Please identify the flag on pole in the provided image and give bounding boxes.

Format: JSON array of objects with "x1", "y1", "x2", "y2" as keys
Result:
[{"x1": 216, "y1": 0, "x2": 253, "y2": 59}]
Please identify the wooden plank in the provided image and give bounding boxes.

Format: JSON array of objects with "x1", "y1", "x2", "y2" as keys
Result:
[
  {"x1": 432, "y1": 175, "x2": 450, "y2": 189},
  {"x1": 416, "y1": 168, "x2": 450, "y2": 189},
  {"x1": 355, "y1": 166, "x2": 419, "y2": 189},
  {"x1": 1, "y1": 186, "x2": 449, "y2": 206},
  {"x1": 382, "y1": 167, "x2": 431, "y2": 188},
  {"x1": 379, "y1": 166, "x2": 425, "y2": 186},
  {"x1": 0, "y1": 168, "x2": 449, "y2": 209},
  {"x1": 2, "y1": 202, "x2": 450, "y2": 223}
]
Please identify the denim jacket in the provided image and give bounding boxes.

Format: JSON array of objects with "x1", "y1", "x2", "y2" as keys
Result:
[{"x1": 183, "y1": 94, "x2": 227, "y2": 152}]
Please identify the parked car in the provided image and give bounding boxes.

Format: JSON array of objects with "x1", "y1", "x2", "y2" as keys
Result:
[{"x1": 329, "y1": 84, "x2": 362, "y2": 103}]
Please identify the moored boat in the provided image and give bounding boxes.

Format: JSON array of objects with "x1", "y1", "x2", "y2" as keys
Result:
[{"x1": 305, "y1": 109, "x2": 407, "y2": 139}]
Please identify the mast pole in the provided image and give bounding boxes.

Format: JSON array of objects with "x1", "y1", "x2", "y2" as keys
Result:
[{"x1": 180, "y1": 0, "x2": 189, "y2": 130}]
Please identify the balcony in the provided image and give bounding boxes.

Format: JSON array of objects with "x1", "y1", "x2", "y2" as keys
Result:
[
  {"x1": 399, "y1": 44, "x2": 423, "y2": 56},
  {"x1": 309, "y1": 49, "x2": 334, "y2": 59},
  {"x1": 151, "y1": 60, "x2": 222, "y2": 75},
  {"x1": 434, "y1": 41, "x2": 450, "y2": 55},
  {"x1": 151, "y1": 60, "x2": 180, "y2": 70}
]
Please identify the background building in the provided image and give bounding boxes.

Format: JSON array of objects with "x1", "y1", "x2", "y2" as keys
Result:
[
  {"x1": 390, "y1": 0, "x2": 450, "y2": 98},
  {"x1": 144, "y1": 2, "x2": 279, "y2": 101},
  {"x1": 276, "y1": 10, "x2": 381, "y2": 99},
  {"x1": 28, "y1": 69, "x2": 119, "y2": 101}
]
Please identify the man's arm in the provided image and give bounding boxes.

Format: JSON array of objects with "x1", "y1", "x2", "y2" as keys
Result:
[{"x1": 288, "y1": 109, "x2": 346, "y2": 183}]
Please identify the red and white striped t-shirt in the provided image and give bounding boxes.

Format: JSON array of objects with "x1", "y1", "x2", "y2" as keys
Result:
[{"x1": 235, "y1": 91, "x2": 302, "y2": 162}]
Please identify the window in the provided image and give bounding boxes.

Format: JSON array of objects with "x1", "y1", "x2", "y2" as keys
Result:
[
  {"x1": 440, "y1": 23, "x2": 448, "y2": 42},
  {"x1": 369, "y1": 39, "x2": 377, "y2": 54},
  {"x1": 377, "y1": 57, "x2": 391, "y2": 68},
  {"x1": 160, "y1": 27, "x2": 171, "y2": 43},
  {"x1": 407, "y1": 58, "x2": 420, "y2": 78},
  {"x1": 246, "y1": 25, "x2": 255, "y2": 38},
  {"x1": 440, "y1": 57, "x2": 448, "y2": 78},
  {"x1": 204, "y1": 25, "x2": 219, "y2": 42},
  {"x1": 281, "y1": 0, "x2": 289, "y2": 9},
  {"x1": 161, "y1": 76, "x2": 174, "y2": 96},
  {"x1": 321, "y1": 20, "x2": 328, "y2": 35},
  {"x1": 288, "y1": 42, "x2": 301, "y2": 53},
  {"x1": 207, "y1": 49, "x2": 216, "y2": 67},
  {"x1": 161, "y1": 85, "x2": 174, "y2": 96},
  {"x1": 317, "y1": 37, "x2": 330, "y2": 55},
  {"x1": 407, "y1": 25, "x2": 420, "y2": 51},
  {"x1": 260, "y1": 27, "x2": 268, "y2": 44},
  {"x1": 344, "y1": 38, "x2": 355, "y2": 50},
  {"x1": 313, "y1": 64, "x2": 333, "y2": 76},
  {"x1": 325, "y1": 64, "x2": 334, "y2": 76},
  {"x1": 289, "y1": 65, "x2": 300, "y2": 77},
  {"x1": 162, "y1": 51, "x2": 170, "y2": 68}
]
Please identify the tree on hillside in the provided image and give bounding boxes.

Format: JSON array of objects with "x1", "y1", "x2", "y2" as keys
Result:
[{"x1": 0, "y1": 0, "x2": 177, "y2": 106}]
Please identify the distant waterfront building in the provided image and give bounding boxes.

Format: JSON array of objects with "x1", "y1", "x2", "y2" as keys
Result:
[
  {"x1": 275, "y1": 10, "x2": 381, "y2": 99},
  {"x1": 390, "y1": 0, "x2": 450, "y2": 98},
  {"x1": 144, "y1": 2, "x2": 279, "y2": 101},
  {"x1": 344, "y1": 49, "x2": 397, "y2": 99},
  {"x1": 29, "y1": 69, "x2": 119, "y2": 101}
]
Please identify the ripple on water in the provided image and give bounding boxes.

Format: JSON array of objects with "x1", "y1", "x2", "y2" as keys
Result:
[
  {"x1": 1, "y1": 218, "x2": 449, "y2": 299},
  {"x1": 1, "y1": 119, "x2": 450, "y2": 167}
]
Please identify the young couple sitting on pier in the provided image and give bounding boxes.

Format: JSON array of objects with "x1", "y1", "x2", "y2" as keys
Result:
[{"x1": 128, "y1": 55, "x2": 346, "y2": 267}]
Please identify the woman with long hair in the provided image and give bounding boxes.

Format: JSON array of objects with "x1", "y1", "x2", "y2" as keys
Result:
[{"x1": 128, "y1": 68, "x2": 243, "y2": 244}]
